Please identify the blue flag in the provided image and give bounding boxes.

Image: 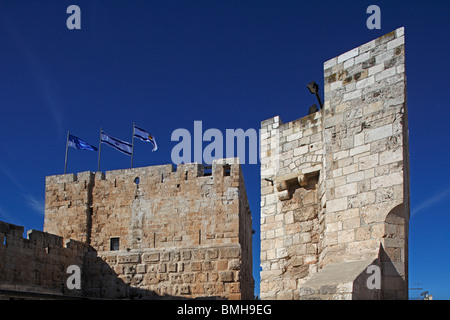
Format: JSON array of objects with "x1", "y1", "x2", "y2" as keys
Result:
[
  {"x1": 134, "y1": 125, "x2": 158, "y2": 152},
  {"x1": 68, "y1": 134, "x2": 97, "y2": 151}
]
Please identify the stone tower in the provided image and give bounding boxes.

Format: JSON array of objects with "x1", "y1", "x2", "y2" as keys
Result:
[
  {"x1": 44, "y1": 158, "x2": 254, "y2": 299},
  {"x1": 260, "y1": 27, "x2": 409, "y2": 300}
]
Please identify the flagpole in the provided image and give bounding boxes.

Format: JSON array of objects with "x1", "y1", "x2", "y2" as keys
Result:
[
  {"x1": 130, "y1": 122, "x2": 135, "y2": 169},
  {"x1": 97, "y1": 127, "x2": 102, "y2": 172},
  {"x1": 64, "y1": 130, "x2": 70, "y2": 174}
]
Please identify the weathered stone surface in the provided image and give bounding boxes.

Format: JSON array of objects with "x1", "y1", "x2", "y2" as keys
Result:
[
  {"x1": 219, "y1": 271, "x2": 234, "y2": 282},
  {"x1": 0, "y1": 159, "x2": 254, "y2": 300},
  {"x1": 260, "y1": 27, "x2": 409, "y2": 300}
]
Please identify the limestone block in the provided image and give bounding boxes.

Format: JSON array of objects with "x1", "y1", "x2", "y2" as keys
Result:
[
  {"x1": 219, "y1": 247, "x2": 241, "y2": 259},
  {"x1": 350, "y1": 144, "x2": 370, "y2": 157},
  {"x1": 375, "y1": 67, "x2": 396, "y2": 82},
  {"x1": 324, "y1": 57, "x2": 337, "y2": 70},
  {"x1": 229, "y1": 259, "x2": 240, "y2": 270},
  {"x1": 343, "y1": 58, "x2": 354, "y2": 69},
  {"x1": 354, "y1": 51, "x2": 371, "y2": 65},
  {"x1": 276, "y1": 248, "x2": 288, "y2": 259},
  {"x1": 355, "y1": 227, "x2": 371, "y2": 241},
  {"x1": 343, "y1": 90, "x2": 361, "y2": 101},
  {"x1": 338, "y1": 229, "x2": 354, "y2": 243},
  {"x1": 277, "y1": 290, "x2": 293, "y2": 300},
  {"x1": 293, "y1": 145, "x2": 309, "y2": 156},
  {"x1": 117, "y1": 254, "x2": 140, "y2": 264},
  {"x1": 334, "y1": 183, "x2": 357, "y2": 199},
  {"x1": 365, "y1": 124, "x2": 393, "y2": 143},
  {"x1": 143, "y1": 272, "x2": 159, "y2": 285},
  {"x1": 359, "y1": 154, "x2": 379, "y2": 170},
  {"x1": 379, "y1": 148, "x2": 403, "y2": 165},
  {"x1": 371, "y1": 171, "x2": 403, "y2": 189},
  {"x1": 348, "y1": 191, "x2": 376, "y2": 208},
  {"x1": 387, "y1": 36, "x2": 405, "y2": 50},
  {"x1": 368, "y1": 63, "x2": 384, "y2": 77},
  {"x1": 338, "y1": 48, "x2": 359, "y2": 64},
  {"x1": 284, "y1": 212, "x2": 294, "y2": 224},
  {"x1": 136, "y1": 264, "x2": 146, "y2": 274},
  {"x1": 180, "y1": 284, "x2": 190, "y2": 295},
  {"x1": 143, "y1": 252, "x2": 160, "y2": 263},
  {"x1": 375, "y1": 49, "x2": 395, "y2": 65},
  {"x1": 168, "y1": 262, "x2": 177, "y2": 273},
  {"x1": 219, "y1": 271, "x2": 234, "y2": 282},
  {"x1": 342, "y1": 164, "x2": 358, "y2": 175},
  {"x1": 343, "y1": 217, "x2": 360, "y2": 230},
  {"x1": 327, "y1": 197, "x2": 348, "y2": 213},
  {"x1": 191, "y1": 261, "x2": 202, "y2": 272},
  {"x1": 326, "y1": 221, "x2": 342, "y2": 232},
  {"x1": 359, "y1": 38, "x2": 376, "y2": 53},
  {"x1": 293, "y1": 206, "x2": 316, "y2": 222}
]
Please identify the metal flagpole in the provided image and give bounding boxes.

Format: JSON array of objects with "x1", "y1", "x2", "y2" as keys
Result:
[
  {"x1": 130, "y1": 122, "x2": 135, "y2": 169},
  {"x1": 64, "y1": 130, "x2": 70, "y2": 174},
  {"x1": 97, "y1": 127, "x2": 103, "y2": 172}
]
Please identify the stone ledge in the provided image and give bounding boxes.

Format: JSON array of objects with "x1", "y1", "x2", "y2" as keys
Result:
[
  {"x1": 275, "y1": 169, "x2": 321, "y2": 201},
  {"x1": 298, "y1": 259, "x2": 378, "y2": 300}
]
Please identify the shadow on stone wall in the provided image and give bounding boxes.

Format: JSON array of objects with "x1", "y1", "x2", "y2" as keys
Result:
[
  {"x1": 382, "y1": 203, "x2": 408, "y2": 300},
  {"x1": 352, "y1": 203, "x2": 408, "y2": 300},
  {"x1": 298, "y1": 241, "x2": 405, "y2": 300},
  {"x1": 379, "y1": 245, "x2": 406, "y2": 300},
  {"x1": 351, "y1": 243, "x2": 406, "y2": 300},
  {"x1": 1, "y1": 221, "x2": 229, "y2": 300},
  {"x1": 79, "y1": 247, "x2": 226, "y2": 300}
]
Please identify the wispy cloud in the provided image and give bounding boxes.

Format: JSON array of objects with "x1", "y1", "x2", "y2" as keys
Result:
[
  {"x1": 22, "y1": 193, "x2": 45, "y2": 215},
  {"x1": 0, "y1": 167, "x2": 45, "y2": 216},
  {"x1": 412, "y1": 187, "x2": 450, "y2": 215},
  {"x1": 1, "y1": 166, "x2": 25, "y2": 191}
]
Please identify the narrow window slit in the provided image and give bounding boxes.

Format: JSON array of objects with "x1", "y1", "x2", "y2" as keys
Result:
[{"x1": 110, "y1": 237, "x2": 120, "y2": 251}]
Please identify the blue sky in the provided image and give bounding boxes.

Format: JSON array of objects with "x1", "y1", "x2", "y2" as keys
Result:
[{"x1": 0, "y1": 0, "x2": 449, "y2": 299}]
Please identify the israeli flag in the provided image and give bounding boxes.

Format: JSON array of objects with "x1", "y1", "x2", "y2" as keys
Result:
[
  {"x1": 68, "y1": 134, "x2": 97, "y2": 151},
  {"x1": 134, "y1": 125, "x2": 158, "y2": 152},
  {"x1": 101, "y1": 131, "x2": 132, "y2": 156}
]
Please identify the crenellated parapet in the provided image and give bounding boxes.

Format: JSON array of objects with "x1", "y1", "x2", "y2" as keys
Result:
[
  {"x1": 41, "y1": 158, "x2": 254, "y2": 299},
  {"x1": 0, "y1": 221, "x2": 88, "y2": 297}
]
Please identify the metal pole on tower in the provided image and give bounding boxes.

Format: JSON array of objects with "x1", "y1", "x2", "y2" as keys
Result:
[
  {"x1": 97, "y1": 127, "x2": 103, "y2": 172},
  {"x1": 131, "y1": 122, "x2": 135, "y2": 169},
  {"x1": 64, "y1": 130, "x2": 70, "y2": 174}
]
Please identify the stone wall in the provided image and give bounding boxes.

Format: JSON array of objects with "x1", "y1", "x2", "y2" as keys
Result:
[
  {"x1": 44, "y1": 158, "x2": 254, "y2": 299},
  {"x1": 0, "y1": 221, "x2": 88, "y2": 298},
  {"x1": 260, "y1": 27, "x2": 409, "y2": 300},
  {"x1": 84, "y1": 244, "x2": 245, "y2": 299},
  {"x1": 321, "y1": 27, "x2": 409, "y2": 300},
  {"x1": 260, "y1": 112, "x2": 325, "y2": 299}
]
